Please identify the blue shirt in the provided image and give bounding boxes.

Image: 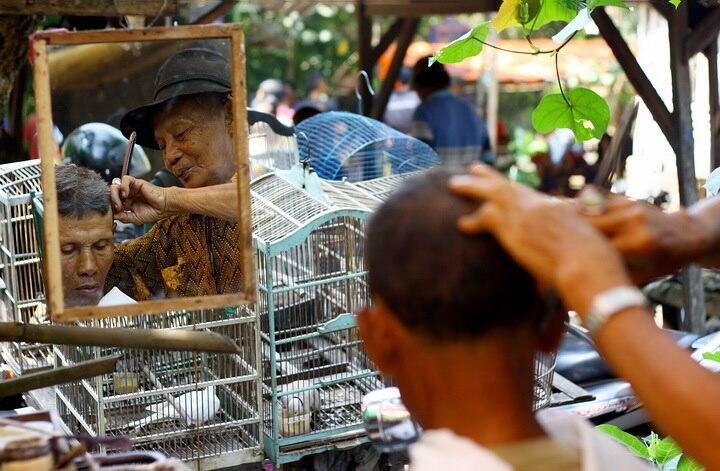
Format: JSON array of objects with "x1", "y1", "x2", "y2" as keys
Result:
[{"x1": 410, "y1": 90, "x2": 493, "y2": 166}]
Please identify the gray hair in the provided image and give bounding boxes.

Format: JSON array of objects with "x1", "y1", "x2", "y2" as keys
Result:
[{"x1": 55, "y1": 164, "x2": 111, "y2": 217}]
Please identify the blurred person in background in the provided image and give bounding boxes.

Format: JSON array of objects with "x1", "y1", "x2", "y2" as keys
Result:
[
  {"x1": 410, "y1": 56, "x2": 493, "y2": 167},
  {"x1": 383, "y1": 66, "x2": 420, "y2": 135}
]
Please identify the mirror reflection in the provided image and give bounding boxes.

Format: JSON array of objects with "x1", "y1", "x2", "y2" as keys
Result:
[{"x1": 48, "y1": 38, "x2": 246, "y2": 309}]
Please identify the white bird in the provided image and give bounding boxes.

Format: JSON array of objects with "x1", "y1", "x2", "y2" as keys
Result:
[
  {"x1": 127, "y1": 386, "x2": 220, "y2": 430},
  {"x1": 279, "y1": 380, "x2": 321, "y2": 416}
]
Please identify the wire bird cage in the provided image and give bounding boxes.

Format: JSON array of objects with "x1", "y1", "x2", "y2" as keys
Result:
[
  {"x1": 251, "y1": 166, "x2": 419, "y2": 465},
  {"x1": 0, "y1": 161, "x2": 49, "y2": 374},
  {"x1": 533, "y1": 352, "x2": 556, "y2": 410},
  {"x1": 296, "y1": 111, "x2": 439, "y2": 182},
  {"x1": 248, "y1": 120, "x2": 299, "y2": 180},
  {"x1": 55, "y1": 308, "x2": 263, "y2": 469}
]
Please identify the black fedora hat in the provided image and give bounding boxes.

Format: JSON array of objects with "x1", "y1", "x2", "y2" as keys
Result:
[{"x1": 120, "y1": 48, "x2": 231, "y2": 150}]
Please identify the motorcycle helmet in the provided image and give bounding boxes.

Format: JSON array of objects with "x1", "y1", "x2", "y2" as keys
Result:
[{"x1": 61, "y1": 122, "x2": 151, "y2": 183}]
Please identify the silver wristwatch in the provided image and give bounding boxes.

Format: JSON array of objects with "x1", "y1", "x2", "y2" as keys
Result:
[{"x1": 585, "y1": 286, "x2": 648, "y2": 335}]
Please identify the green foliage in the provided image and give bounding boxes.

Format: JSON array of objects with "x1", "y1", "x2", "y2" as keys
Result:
[
  {"x1": 229, "y1": 3, "x2": 357, "y2": 95},
  {"x1": 677, "y1": 455, "x2": 704, "y2": 471},
  {"x1": 432, "y1": 23, "x2": 490, "y2": 65},
  {"x1": 649, "y1": 435, "x2": 682, "y2": 464},
  {"x1": 587, "y1": 0, "x2": 630, "y2": 9},
  {"x1": 595, "y1": 424, "x2": 650, "y2": 459},
  {"x1": 668, "y1": 0, "x2": 682, "y2": 7},
  {"x1": 531, "y1": 87, "x2": 609, "y2": 141},
  {"x1": 702, "y1": 351, "x2": 720, "y2": 363},
  {"x1": 596, "y1": 425, "x2": 704, "y2": 470},
  {"x1": 436, "y1": 0, "x2": 685, "y2": 142}
]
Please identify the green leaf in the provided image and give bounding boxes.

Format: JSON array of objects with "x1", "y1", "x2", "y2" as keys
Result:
[
  {"x1": 432, "y1": 23, "x2": 490, "y2": 65},
  {"x1": 531, "y1": 87, "x2": 610, "y2": 141},
  {"x1": 668, "y1": 0, "x2": 681, "y2": 8},
  {"x1": 588, "y1": 0, "x2": 629, "y2": 9},
  {"x1": 530, "y1": 0, "x2": 578, "y2": 30},
  {"x1": 595, "y1": 424, "x2": 651, "y2": 459},
  {"x1": 493, "y1": 0, "x2": 577, "y2": 32},
  {"x1": 702, "y1": 351, "x2": 720, "y2": 363},
  {"x1": 677, "y1": 455, "x2": 704, "y2": 471},
  {"x1": 652, "y1": 437, "x2": 682, "y2": 465}
]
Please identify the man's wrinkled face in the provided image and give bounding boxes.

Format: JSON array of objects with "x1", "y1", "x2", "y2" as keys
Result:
[
  {"x1": 59, "y1": 212, "x2": 114, "y2": 307},
  {"x1": 153, "y1": 96, "x2": 236, "y2": 189}
]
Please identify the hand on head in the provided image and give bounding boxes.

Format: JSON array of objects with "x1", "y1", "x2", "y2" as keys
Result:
[
  {"x1": 111, "y1": 175, "x2": 171, "y2": 225},
  {"x1": 448, "y1": 164, "x2": 631, "y2": 317},
  {"x1": 585, "y1": 193, "x2": 706, "y2": 283}
]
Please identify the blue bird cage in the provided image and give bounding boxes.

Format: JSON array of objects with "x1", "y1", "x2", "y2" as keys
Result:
[{"x1": 296, "y1": 111, "x2": 439, "y2": 182}]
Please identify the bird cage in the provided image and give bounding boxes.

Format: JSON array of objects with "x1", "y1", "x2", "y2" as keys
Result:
[
  {"x1": 0, "y1": 160, "x2": 49, "y2": 374},
  {"x1": 250, "y1": 166, "x2": 417, "y2": 465},
  {"x1": 248, "y1": 112, "x2": 299, "y2": 180},
  {"x1": 296, "y1": 111, "x2": 439, "y2": 182},
  {"x1": 55, "y1": 307, "x2": 263, "y2": 469}
]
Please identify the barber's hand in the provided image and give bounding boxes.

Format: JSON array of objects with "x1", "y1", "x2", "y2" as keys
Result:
[
  {"x1": 449, "y1": 164, "x2": 632, "y2": 317},
  {"x1": 111, "y1": 176, "x2": 172, "y2": 225},
  {"x1": 586, "y1": 195, "x2": 706, "y2": 283}
]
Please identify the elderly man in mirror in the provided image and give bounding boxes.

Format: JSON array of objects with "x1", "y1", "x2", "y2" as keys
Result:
[{"x1": 92, "y1": 47, "x2": 248, "y2": 302}]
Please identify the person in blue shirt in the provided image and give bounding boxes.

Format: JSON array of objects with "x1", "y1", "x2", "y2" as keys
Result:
[{"x1": 409, "y1": 56, "x2": 493, "y2": 166}]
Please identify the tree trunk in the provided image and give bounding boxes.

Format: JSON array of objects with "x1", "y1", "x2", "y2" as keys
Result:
[{"x1": 0, "y1": 15, "x2": 37, "y2": 113}]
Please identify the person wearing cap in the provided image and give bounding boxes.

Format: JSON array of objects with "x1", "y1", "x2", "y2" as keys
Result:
[
  {"x1": 103, "y1": 48, "x2": 245, "y2": 301},
  {"x1": 448, "y1": 164, "x2": 720, "y2": 469}
]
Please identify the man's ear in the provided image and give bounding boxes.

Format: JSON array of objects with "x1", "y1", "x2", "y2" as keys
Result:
[
  {"x1": 537, "y1": 304, "x2": 567, "y2": 353},
  {"x1": 357, "y1": 300, "x2": 406, "y2": 376}
]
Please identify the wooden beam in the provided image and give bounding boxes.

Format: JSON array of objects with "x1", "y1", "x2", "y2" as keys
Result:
[
  {"x1": 595, "y1": 102, "x2": 638, "y2": 188},
  {"x1": 371, "y1": 18, "x2": 419, "y2": 120},
  {"x1": 365, "y1": 0, "x2": 500, "y2": 16},
  {"x1": 686, "y1": 7, "x2": 720, "y2": 59},
  {"x1": 0, "y1": 0, "x2": 176, "y2": 16},
  {"x1": 592, "y1": 8, "x2": 677, "y2": 150},
  {"x1": 357, "y1": 0, "x2": 374, "y2": 115},
  {"x1": 649, "y1": 0, "x2": 673, "y2": 21},
  {"x1": 193, "y1": 0, "x2": 236, "y2": 25},
  {"x1": 669, "y1": 3, "x2": 707, "y2": 334},
  {"x1": 369, "y1": 19, "x2": 404, "y2": 66},
  {"x1": 707, "y1": 42, "x2": 720, "y2": 170}
]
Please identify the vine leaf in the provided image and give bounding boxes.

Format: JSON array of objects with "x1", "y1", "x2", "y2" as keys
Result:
[
  {"x1": 677, "y1": 455, "x2": 704, "y2": 471},
  {"x1": 652, "y1": 437, "x2": 682, "y2": 465},
  {"x1": 532, "y1": 87, "x2": 609, "y2": 141},
  {"x1": 668, "y1": 0, "x2": 682, "y2": 7},
  {"x1": 493, "y1": 0, "x2": 576, "y2": 32},
  {"x1": 493, "y1": 0, "x2": 522, "y2": 31},
  {"x1": 595, "y1": 424, "x2": 650, "y2": 459},
  {"x1": 588, "y1": 0, "x2": 629, "y2": 8},
  {"x1": 702, "y1": 351, "x2": 720, "y2": 363},
  {"x1": 431, "y1": 23, "x2": 490, "y2": 65},
  {"x1": 532, "y1": 0, "x2": 577, "y2": 29}
]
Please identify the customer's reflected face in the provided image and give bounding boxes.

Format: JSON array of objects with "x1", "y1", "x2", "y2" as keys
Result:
[
  {"x1": 59, "y1": 212, "x2": 114, "y2": 307},
  {"x1": 153, "y1": 95, "x2": 236, "y2": 188}
]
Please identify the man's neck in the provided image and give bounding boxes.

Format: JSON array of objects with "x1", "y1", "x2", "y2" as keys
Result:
[{"x1": 402, "y1": 338, "x2": 546, "y2": 448}]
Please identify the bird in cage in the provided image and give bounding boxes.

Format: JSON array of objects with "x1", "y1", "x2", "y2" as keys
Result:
[{"x1": 126, "y1": 386, "x2": 220, "y2": 430}]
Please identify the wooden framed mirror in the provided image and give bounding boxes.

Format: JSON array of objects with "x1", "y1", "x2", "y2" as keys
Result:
[{"x1": 32, "y1": 24, "x2": 255, "y2": 322}]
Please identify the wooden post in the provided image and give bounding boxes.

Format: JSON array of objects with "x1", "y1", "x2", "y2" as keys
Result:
[
  {"x1": 669, "y1": 4, "x2": 706, "y2": 334},
  {"x1": 357, "y1": 0, "x2": 374, "y2": 115},
  {"x1": 707, "y1": 41, "x2": 720, "y2": 170},
  {"x1": 592, "y1": 8, "x2": 677, "y2": 150},
  {"x1": 370, "y1": 19, "x2": 405, "y2": 66},
  {"x1": 32, "y1": 39, "x2": 64, "y2": 319},
  {"x1": 370, "y1": 18, "x2": 418, "y2": 120}
]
